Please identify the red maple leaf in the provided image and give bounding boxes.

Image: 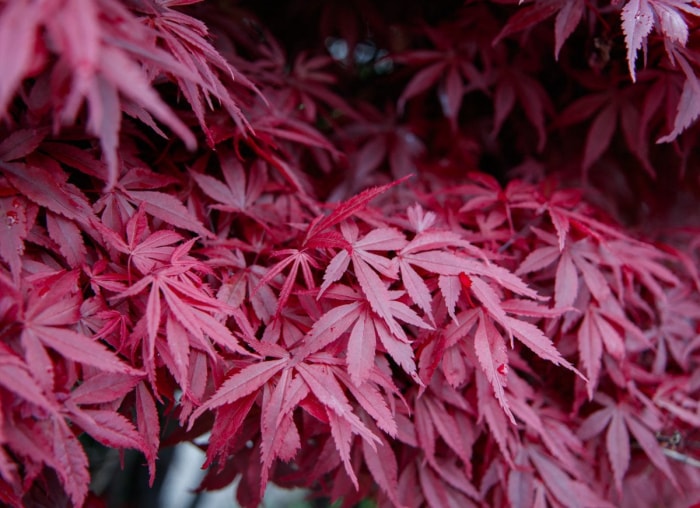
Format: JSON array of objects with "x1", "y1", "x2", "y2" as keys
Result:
[
  {"x1": 18, "y1": 270, "x2": 136, "y2": 390},
  {"x1": 494, "y1": 0, "x2": 587, "y2": 59},
  {"x1": 92, "y1": 205, "x2": 184, "y2": 281},
  {"x1": 299, "y1": 284, "x2": 429, "y2": 384},
  {"x1": 113, "y1": 241, "x2": 254, "y2": 391},
  {"x1": 578, "y1": 392, "x2": 679, "y2": 493},
  {"x1": 190, "y1": 149, "x2": 271, "y2": 232},
  {"x1": 190, "y1": 345, "x2": 397, "y2": 495},
  {"x1": 394, "y1": 22, "x2": 489, "y2": 128}
]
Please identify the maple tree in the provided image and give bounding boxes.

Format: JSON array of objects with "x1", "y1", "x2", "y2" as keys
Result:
[{"x1": 1, "y1": 0, "x2": 700, "y2": 507}]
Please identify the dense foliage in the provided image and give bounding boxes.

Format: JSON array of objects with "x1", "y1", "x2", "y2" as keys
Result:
[{"x1": 1, "y1": 0, "x2": 700, "y2": 506}]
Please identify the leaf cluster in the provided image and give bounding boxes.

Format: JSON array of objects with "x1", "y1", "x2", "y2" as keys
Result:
[{"x1": 0, "y1": 1, "x2": 699, "y2": 507}]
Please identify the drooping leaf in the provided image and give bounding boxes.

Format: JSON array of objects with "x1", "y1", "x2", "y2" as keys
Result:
[{"x1": 621, "y1": 0, "x2": 654, "y2": 81}]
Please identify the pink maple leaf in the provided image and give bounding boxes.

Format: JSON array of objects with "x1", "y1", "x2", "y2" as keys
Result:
[
  {"x1": 299, "y1": 284, "x2": 429, "y2": 384},
  {"x1": 19, "y1": 270, "x2": 136, "y2": 391},
  {"x1": 578, "y1": 392, "x2": 679, "y2": 493},
  {"x1": 190, "y1": 346, "x2": 393, "y2": 495}
]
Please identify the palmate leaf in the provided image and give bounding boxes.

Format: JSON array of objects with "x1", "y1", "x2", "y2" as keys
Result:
[
  {"x1": 337, "y1": 104, "x2": 425, "y2": 185},
  {"x1": 256, "y1": 247, "x2": 321, "y2": 316},
  {"x1": 490, "y1": 67, "x2": 552, "y2": 152},
  {"x1": 91, "y1": 205, "x2": 184, "y2": 277},
  {"x1": 144, "y1": 1, "x2": 255, "y2": 138},
  {"x1": 578, "y1": 393, "x2": 679, "y2": 493},
  {"x1": 337, "y1": 225, "x2": 413, "y2": 338},
  {"x1": 394, "y1": 23, "x2": 488, "y2": 128},
  {"x1": 413, "y1": 375, "x2": 476, "y2": 474},
  {"x1": 86, "y1": 164, "x2": 172, "y2": 230},
  {"x1": 494, "y1": 0, "x2": 587, "y2": 60},
  {"x1": 190, "y1": 150, "x2": 268, "y2": 229},
  {"x1": 298, "y1": 286, "x2": 427, "y2": 384},
  {"x1": 5, "y1": 418, "x2": 91, "y2": 507},
  {"x1": 516, "y1": 222, "x2": 673, "y2": 395},
  {"x1": 19, "y1": 271, "x2": 135, "y2": 385},
  {"x1": 398, "y1": 226, "x2": 579, "y2": 399},
  {"x1": 258, "y1": 49, "x2": 361, "y2": 123},
  {"x1": 58, "y1": 1, "x2": 197, "y2": 188},
  {"x1": 555, "y1": 82, "x2": 657, "y2": 174},
  {"x1": 296, "y1": 362, "x2": 380, "y2": 487},
  {"x1": 191, "y1": 350, "x2": 391, "y2": 496},
  {"x1": 576, "y1": 300, "x2": 647, "y2": 396},
  {"x1": 117, "y1": 262, "x2": 250, "y2": 372}
]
